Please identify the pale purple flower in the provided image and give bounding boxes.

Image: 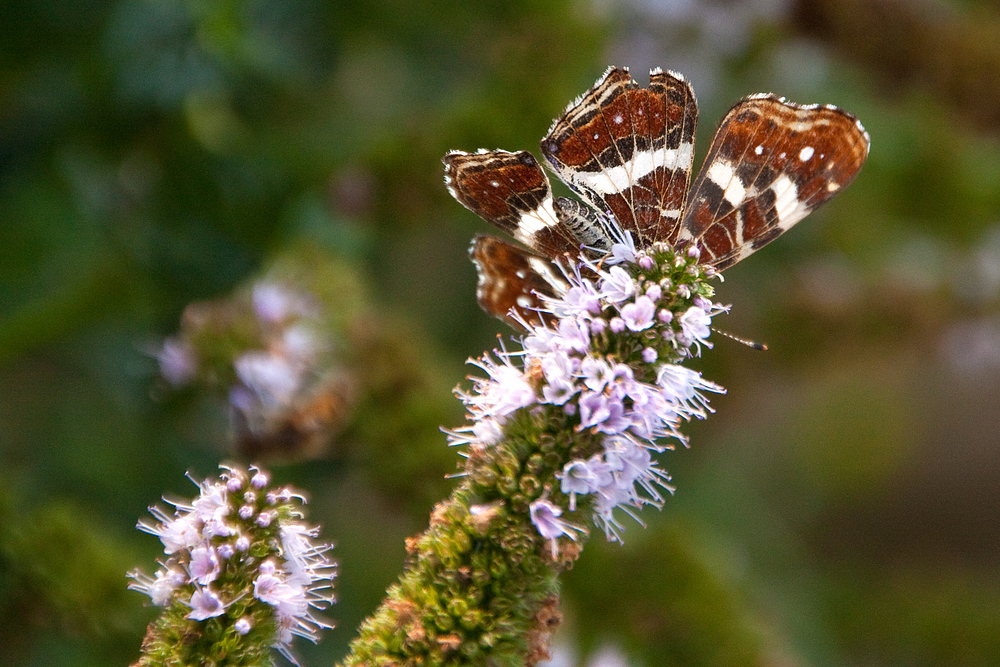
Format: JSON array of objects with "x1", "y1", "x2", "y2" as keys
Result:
[
  {"x1": 280, "y1": 522, "x2": 336, "y2": 593},
  {"x1": 252, "y1": 282, "x2": 317, "y2": 325},
  {"x1": 560, "y1": 281, "x2": 602, "y2": 316},
  {"x1": 578, "y1": 390, "x2": 611, "y2": 430},
  {"x1": 529, "y1": 498, "x2": 583, "y2": 559},
  {"x1": 578, "y1": 389, "x2": 630, "y2": 435},
  {"x1": 679, "y1": 306, "x2": 712, "y2": 346},
  {"x1": 580, "y1": 357, "x2": 612, "y2": 392},
  {"x1": 235, "y1": 617, "x2": 253, "y2": 635},
  {"x1": 141, "y1": 510, "x2": 201, "y2": 555},
  {"x1": 490, "y1": 365, "x2": 537, "y2": 416},
  {"x1": 472, "y1": 418, "x2": 504, "y2": 446},
  {"x1": 251, "y1": 469, "x2": 269, "y2": 488},
  {"x1": 693, "y1": 296, "x2": 713, "y2": 311},
  {"x1": 189, "y1": 546, "x2": 221, "y2": 585},
  {"x1": 187, "y1": 587, "x2": 226, "y2": 620},
  {"x1": 235, "y1": 352, "x2": 303, "y2": 407},
  {"x1": 192, "y1": 482, "x2": 228, "y2": 522},
  {"x1": 609, "y1": 234, "x2": 637, "y2": 264},
  {"x1": 541, "y1": 353, "x2": 579, "y2": 405},
  {"x1": 657, "y1": 364, "x2": 724, "y2": 417},
  {"x1": 560, "y1": 455, "x2": 613, "y2": 510},
  {"x1": 601, "y1": 266, "x2": 635, "y2": 302},
  {"x1": 609, "y1": 317, "x2": 626, "y2": 333},
  {"x1": 226, "y1": 476, "x2": 244, "y2": 493},
  {"x1": 127, "y1": 566, "x2": 183, "y2": 606},
  {"x1": 155, "y1": 338, "x2": 198, "y2": 386},
  {"x1": 642, "y1": 347, "x2": 657, "y2": 363},
  {"x1": 254, "y1": 571, "x2": 286, "y2": 605},
  {"x1": 523, "y1": 327, "x2": 558, "y2": 356},
  {"x1": 557, "y1": 317, "x2": 590, "y2": 353},
  {"x1": 620, "y1": 296, "x2": 656, "y2": 331}
]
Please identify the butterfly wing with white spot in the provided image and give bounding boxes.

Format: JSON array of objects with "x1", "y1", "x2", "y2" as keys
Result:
[{"x1": 677, "y1": 94, "x2": 870, "y2": 270}]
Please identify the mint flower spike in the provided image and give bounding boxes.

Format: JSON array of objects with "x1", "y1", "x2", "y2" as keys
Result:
[
  {"x1": 129, "y1": 464, "x2": 336, "y2": 667},
  {"x1": 457, "y1": 241, "x2": 726, "y2": 546},
  {"x1": 338, "y1": 245, "x2": 729, "y2": 665}
]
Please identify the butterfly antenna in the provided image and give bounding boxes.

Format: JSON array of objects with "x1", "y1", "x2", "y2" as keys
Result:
[{"x1": 711, "y1": 327, "x2": 768, "y2": 351}]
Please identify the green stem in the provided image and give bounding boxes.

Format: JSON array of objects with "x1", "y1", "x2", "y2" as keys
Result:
[{"x1": 338, "y1": 409, "x2": 602, "y2": 666}]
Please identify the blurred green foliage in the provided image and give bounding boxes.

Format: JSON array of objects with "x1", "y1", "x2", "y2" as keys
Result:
[{"x1": 4, "y1": 0, "x2": 1000, "y2": 665}]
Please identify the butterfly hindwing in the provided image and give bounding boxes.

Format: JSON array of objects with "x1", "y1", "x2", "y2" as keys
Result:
[
  {"x1": 469, "y1": 234, "x2": 567, "y2": 329},
  {"x1": 676, "y1": 95, "x2": 870, "y2": 270}
]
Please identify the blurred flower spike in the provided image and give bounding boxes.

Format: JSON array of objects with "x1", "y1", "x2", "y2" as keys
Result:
[
  {"x1": 450, "y1": 239, "x2": 725, "y2": 547},
  {"x1": 129, "y1": 464, "x2": 336, "y2": 667},
  {"x1": 155, "y1": 277, "x2": 355, "y2": 461}
]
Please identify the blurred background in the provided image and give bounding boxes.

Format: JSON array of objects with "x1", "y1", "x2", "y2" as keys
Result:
[{"x1": 4, "y1": 0, "x2": 1000, "y2": 664}]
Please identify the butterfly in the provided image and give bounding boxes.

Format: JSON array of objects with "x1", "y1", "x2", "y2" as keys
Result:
[{"x1": 444, "y1": 66, "x2": 870, "y2": 328}]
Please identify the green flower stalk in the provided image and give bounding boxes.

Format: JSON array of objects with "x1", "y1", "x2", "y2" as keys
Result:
[{"x1": 129, "y1": 465, "x2": 335, "y2": 666}]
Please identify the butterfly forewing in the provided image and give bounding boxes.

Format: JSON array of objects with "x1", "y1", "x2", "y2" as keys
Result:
[
  {"x1": 469, "y1": 234, "x2": 568, "y2": 329},
  {"x1": 676, "y1": 95, "x2": 870, "y2": 270},
  {"x1": 444, "y1": 150, "x2": 583, "y2": 258},
  {"x1": 541, "y1": 66, "x2": 698, "y2": 245}
]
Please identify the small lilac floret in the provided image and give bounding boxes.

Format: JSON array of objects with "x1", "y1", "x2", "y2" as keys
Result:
[
  {"x1": 621, "y1": 296, "x2": 656, "y2": 331},
  {"x1": 189, "y1": 546, "x2": 220, "y2": 585},
  {"x1": 187, "y1": 587, "x2": 226, "y2": 620},
  {"x1": 679, "y1": 306, "x2": 712, "y2": 348},
  {"x1": 557, "y1": 317, "x2": 590, "y2": 353},
  {"x1": 156, "y1": 338, "x2": 198, "y2": 387},
  {"x1": 529, "y1": 498, "x2": 581, "y2": 559},
  {"x1": 601, "y1": 266, "x2": 635, "y2": 303}
]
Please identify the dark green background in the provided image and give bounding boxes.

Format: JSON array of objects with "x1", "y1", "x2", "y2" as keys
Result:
[{"x1": 4, "y1": 0, "x2": 1000, "y2": 665}]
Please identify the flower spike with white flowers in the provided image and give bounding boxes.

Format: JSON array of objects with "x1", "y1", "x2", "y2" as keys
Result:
[{"x1": 129, "y1": 464, "x2": 335, "y2": 667}]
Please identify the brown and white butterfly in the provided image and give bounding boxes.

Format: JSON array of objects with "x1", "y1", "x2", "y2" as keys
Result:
[{"x1": 444, "y1": 66, "x2": 870, "y2": 328}]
